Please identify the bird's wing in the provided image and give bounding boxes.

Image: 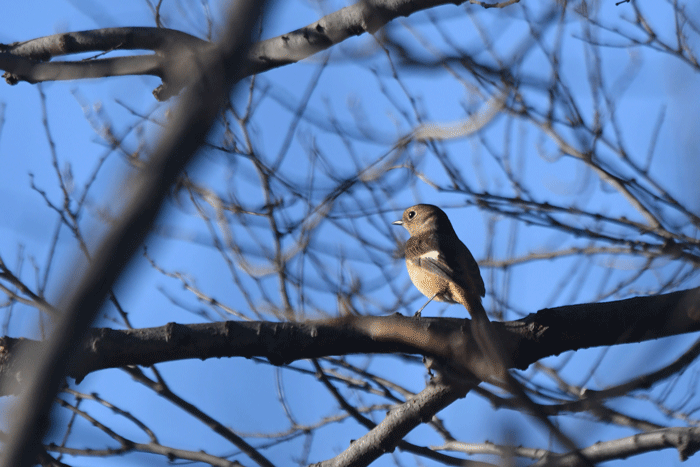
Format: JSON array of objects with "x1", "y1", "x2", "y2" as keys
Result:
[
  {"x1": 406, "y1": 233, "x2": 457, "y2": 282},
  {"x1": 455, "y1": 241, "x2": 486, "y2": 298},
  {"x1": 408, "y1": 233, "x2": 486, "y2": 298}
]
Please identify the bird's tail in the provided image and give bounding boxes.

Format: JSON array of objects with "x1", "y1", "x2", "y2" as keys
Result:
[
  {"x1": 458, "y1": 293, "x2": 585, "y2": 461},
  {"x1": 454, "y1": 289, "x2": 510, "y2": 383}
]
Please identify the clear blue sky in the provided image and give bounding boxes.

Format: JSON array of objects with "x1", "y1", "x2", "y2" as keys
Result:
[{"x1": 0, "y1": 1, "x2": 698, "y2": 466}]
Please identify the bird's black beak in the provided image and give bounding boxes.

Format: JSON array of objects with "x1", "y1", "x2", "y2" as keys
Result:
[{"x1": 392, "y1": 220, "x2": 403, "y2": 226}]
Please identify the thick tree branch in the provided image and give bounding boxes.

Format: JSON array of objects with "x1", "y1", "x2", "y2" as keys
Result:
[
  {"x1": 1, "y1": 287, "x2": 697, "y2": 395},
  {"x1": 1, "y1": 0, "x2": 477, "y2": 100},
  {"x1": 311, "y1": 380, "x2": 477, "y2": 467},
  {"x1": 514, "y1": 287, "x2": 700, "y2": 367}
]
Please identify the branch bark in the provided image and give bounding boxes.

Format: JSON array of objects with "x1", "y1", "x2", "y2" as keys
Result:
[
  {"x1": 1, "y1": 0, "x2": 474, "y2": 100},
  {"x1": 1, "y1": 287, "x2": 697, "y2": 395}
]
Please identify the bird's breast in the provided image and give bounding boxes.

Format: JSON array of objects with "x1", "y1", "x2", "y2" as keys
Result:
[{"x1": 405, "y1": 258, "x2": 453, "y2": 303}]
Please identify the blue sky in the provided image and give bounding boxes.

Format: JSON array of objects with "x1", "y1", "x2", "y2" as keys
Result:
[{"x1": 1, "y1": 1, "x2": 699, "y2": 466}]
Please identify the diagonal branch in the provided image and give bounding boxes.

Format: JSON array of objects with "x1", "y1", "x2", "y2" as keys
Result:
[{"x1": 0, "y1": 1, "x2": 266, "y2": 466}]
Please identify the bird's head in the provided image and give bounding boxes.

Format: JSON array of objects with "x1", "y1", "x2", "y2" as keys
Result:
[{"x1": 392, "y1": 204, "x2": 453, "y2": 235}]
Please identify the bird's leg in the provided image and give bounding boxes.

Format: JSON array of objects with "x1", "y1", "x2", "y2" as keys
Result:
[{"x1": 414, "y1": 293, "x2": 437, "y2": 317}]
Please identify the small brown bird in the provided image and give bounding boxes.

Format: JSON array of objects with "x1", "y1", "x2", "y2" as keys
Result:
[
  {"x1": 393, "y1": 204, "x2": 487, "y2": 321},
  {"x1": 394, "y1": 207, "x2": 567, "y2": 444}
]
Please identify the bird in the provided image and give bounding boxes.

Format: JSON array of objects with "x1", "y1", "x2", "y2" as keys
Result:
[
  {"x1": 393, "y1": 204, "x2": 487, "y2": 321},
  {"x1": 393, "y1": 206, "x2": 577, "y2": 451}
]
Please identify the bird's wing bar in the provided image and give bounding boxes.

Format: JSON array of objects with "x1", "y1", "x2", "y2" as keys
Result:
[{"x1": 410, "y1": 253, "x2": 455, "y2": 282}]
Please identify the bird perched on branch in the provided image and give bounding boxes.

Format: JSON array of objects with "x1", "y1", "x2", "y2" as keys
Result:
[
  {"x1": 393, "y1": 204, "x2": 487, "y2": 322},
  {"x1": 393, "y1": 205, "x2": 564, "y2": 443}
]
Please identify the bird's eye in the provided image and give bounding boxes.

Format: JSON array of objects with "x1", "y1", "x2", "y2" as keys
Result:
[{"x1": 407, "y1": 211, "x2": 416, "y2": 219}]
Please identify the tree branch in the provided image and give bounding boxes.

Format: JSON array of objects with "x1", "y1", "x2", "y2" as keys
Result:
[
  {"x1": 1, "y1": 0, "x2": 478, "y2": 100},
  {"x1": 1, "y1": 287, "x2": 697, "y2": 395},
  {"x1": 0, "y1": 2, "x2": 265, "y2": 466}
]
